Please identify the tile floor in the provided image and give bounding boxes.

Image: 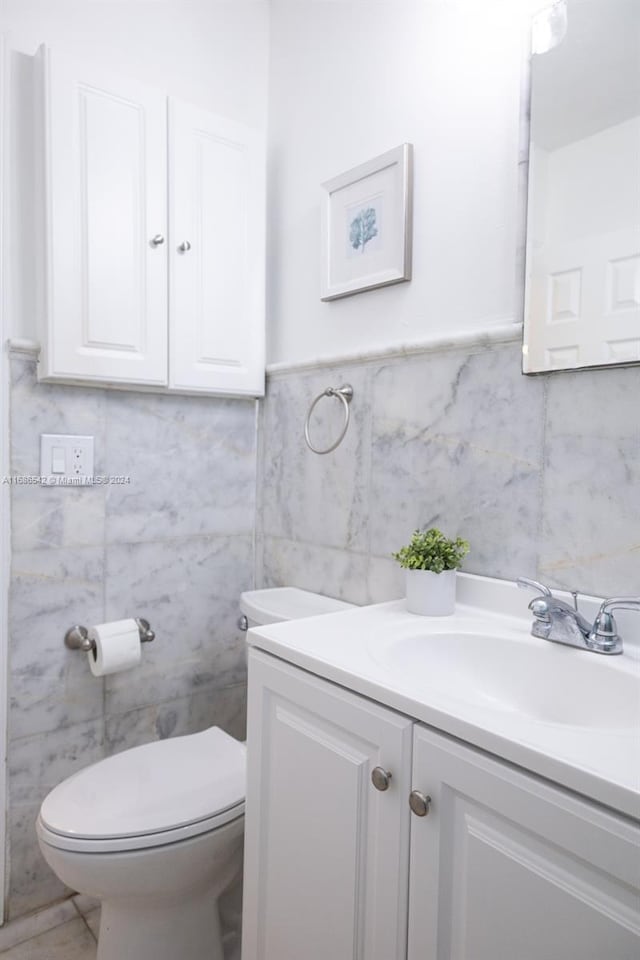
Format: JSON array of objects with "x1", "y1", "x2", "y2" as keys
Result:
[
  {"x1": 0, "y1": 897, "x2": 99, "y2": 959},
  {"x1": 0, "y1": 894, "x2": 240, "y2": 959}
]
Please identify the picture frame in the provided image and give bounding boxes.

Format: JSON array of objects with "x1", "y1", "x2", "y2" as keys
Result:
[{"x1": 320, "y1": 143, "x2": 413, "y2": 301}]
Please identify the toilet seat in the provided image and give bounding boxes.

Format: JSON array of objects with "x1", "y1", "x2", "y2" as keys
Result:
[
  {"x1": 37, "y1": 801, "x2": 245, "y2": 853},
  {"x1": 38, "y1": 727, "x2": 245, "y2": 854}
]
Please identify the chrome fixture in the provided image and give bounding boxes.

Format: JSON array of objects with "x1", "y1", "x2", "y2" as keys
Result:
[
  {"x1": 517, "y1": 579, "x2": 639, "y2": 655},
  {"x1": 371, "y1": 766, "x2": 392, "y2": 791},
  {"x1": 409, "y1": 790, "x2": 431, "y2": 817},
  {"x1": 589, "y1": 598, "x2": 640, "y2": 654},
  {"x1": 65, "y1": 618, "x2": 155, "y2": 653},
  {"x1": 178, "y1": 240, "x2": 192, "y2": 253},
  {"x1": 304, "y1": 384, "x2": 354, "y2": 455},
  {"x1": 238, "y1": 614, "x2": 249, "y2": 632},
  {"x1": 150, "y1": 234, "x2": 165, "y2": 246},
  {"x1": 517, "y1": 577, "x2": 551, "y2": 597}
]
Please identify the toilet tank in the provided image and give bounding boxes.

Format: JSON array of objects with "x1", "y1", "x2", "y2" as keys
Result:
[{"x1": 239, "y1": 587, "x2": 355, "y2": 629}]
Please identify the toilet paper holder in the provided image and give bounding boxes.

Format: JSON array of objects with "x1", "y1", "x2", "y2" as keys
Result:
[{"x1": 64, "y1": 618, "x2": 155, "y2": 653}]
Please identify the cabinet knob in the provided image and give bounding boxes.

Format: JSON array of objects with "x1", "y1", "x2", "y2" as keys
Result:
[
  {"x1": 409, "y1": 790, "x2": 431, "y2": 817},
  {"x1": 151, "y1": 234, "x2": 165, "y2": 246},
  {"x1": 371, "y1": 766, "x2": 392, "y2": 791},
  {"x1": 178, "y1": 241, "x2": 192, "y2": 253}
]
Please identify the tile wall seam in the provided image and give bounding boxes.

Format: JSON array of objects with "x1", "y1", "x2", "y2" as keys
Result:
[
  {"x1": 103, "y1": 531, "x2": 255, "y2": 549},
  {"x1": 103, "y1": 680, "x2": 249, "y2": 722},
  {"x1": 535, "y1": 375, "x2": 550, "y2": 583},
  {"x1": 362, "y1": 365, "x2": 376, "y2": 600},
  {"x1": 263, "y1": 533, "x2": 370, "y2": 558}
]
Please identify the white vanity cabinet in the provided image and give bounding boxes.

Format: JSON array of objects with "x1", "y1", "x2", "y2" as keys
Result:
[
  {"x1": 244, "y1": 649, "x2": 640, "y2": 960},
  {"x1": 409, "y1": 724, "x2": 640, "y2": 960},
  {"x1": 35, "y1": 46, "x2": 265, "y2": 397},
  {"x1": 242, "y1": 650, "x2": 414, "y2": 960}
]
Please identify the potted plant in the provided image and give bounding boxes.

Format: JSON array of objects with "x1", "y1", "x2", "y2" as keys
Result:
[{"x1": 393, "y1": 528, "x2": 470, "y2": 616}]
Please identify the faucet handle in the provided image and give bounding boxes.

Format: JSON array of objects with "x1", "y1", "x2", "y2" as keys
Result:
[
  {"x1": 598, "y1": 597, "x2": 640, "y2": 615},
  {"x1": 517, "y1": 577, "x2": 552, "y2": 597},
  {"x1": 588, "y1": 597, "x2": 639, "y2": 654}
]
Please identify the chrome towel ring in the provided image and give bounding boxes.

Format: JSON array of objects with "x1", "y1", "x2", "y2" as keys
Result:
[{"x1": 304, "y1": 384, "x2": 354, "y2": 455}]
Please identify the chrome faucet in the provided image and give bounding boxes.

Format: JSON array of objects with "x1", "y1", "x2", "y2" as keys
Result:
[{"x1": 517, "y1": 578, "x2": 640, "y2": 655}]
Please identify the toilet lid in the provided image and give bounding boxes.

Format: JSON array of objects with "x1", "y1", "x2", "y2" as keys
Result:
[{"x1": 39, "y1": 727, "x2": 245, "y2": 841}]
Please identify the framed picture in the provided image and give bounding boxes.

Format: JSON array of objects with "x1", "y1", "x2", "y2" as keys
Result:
[{"x1": 320, "y1": 143, "x2": 413, "y2": 301}]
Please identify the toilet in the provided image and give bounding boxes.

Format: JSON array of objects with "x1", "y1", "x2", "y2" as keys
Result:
[{"x1": 37, "y1": 587, "x2": 354, "y2": 960}]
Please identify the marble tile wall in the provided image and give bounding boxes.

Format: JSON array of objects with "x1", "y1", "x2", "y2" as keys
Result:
[
  {"x1": 6, "y1": 339, "x2": 639, "y2": 919},
  {"x1": 7, "y1": 355, "x2": 256, "y2": 919},
  {"x1": 258, "y1": 340, "x2": 640, "y2": 605}
]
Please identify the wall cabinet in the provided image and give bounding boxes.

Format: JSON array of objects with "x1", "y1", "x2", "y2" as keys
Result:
[
  {"x1": 36, "y1": 47, "x2": 265, "y2": 397},
  {"x1": 244, "y1": 650, "x2": 640, "y2": 960}
]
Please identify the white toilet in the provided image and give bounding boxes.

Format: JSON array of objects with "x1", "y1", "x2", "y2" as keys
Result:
[{"x1": 37, "y1": 587, "x2": 354, "y2": 960}]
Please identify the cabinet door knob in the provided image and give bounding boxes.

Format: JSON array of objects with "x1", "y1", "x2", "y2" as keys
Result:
[
  {"x1": 409, "y1": 790, "x2": 431, "y2": 817},
  {"x1": 371, "y1": 766, "x2": 392, "y2": 791},
  {"x1": 178, "y1": 240, "x2": 192, "y2": 253},
  {"x1": 151, "y1": 234, "x2": 165, "y2": 246}
]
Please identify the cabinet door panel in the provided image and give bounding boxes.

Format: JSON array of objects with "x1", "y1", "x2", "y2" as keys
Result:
[
  {"x1": 169, "y1": 99, "x2": 265, "y2": 396},
  {"x1": 37, "y1": 46, "x2": 167, "y2": 385},
  {"x1": 408, "y1": 724, "x2": 640, "y2": 960},
  {"x1": 243, "y1": 650, "x2": 413, "y2": 960}
]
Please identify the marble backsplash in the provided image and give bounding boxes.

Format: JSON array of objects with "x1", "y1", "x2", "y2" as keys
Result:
[
  {"x1": 257, "y1": 339, "x2": 639, "y2": 605},
  {"x1": 7, "y1": 355, "x2": 256, "y2": 919}
]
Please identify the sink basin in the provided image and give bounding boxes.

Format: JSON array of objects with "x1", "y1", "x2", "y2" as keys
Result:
[{"x1": 370, "y1": 630, "x2": 640, "y2": 730}]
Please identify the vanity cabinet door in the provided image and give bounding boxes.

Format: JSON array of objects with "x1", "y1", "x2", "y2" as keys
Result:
[
  {"x1": 36, "y1": 46, "x2": 168, "y2": 386},
  {"x1": 408, "y1": 724, "x2": 640, "y2": 960},
  {"x1": 168, "y1": 99, "x2": 265, "y2": 397},
  {"x1": 242, "y1": 649, "x2": 414, "y2": 960}
]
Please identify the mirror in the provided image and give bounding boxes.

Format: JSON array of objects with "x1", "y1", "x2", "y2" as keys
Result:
[{"x1": 522, "y1": 0, "x2": 640, "y2": 374}]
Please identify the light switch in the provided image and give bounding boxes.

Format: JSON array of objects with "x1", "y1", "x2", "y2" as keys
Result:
[
  {"x1": 40, "y1": 434, "x2": 94, "y2": 486},
  {"x1": 51, "y1": 446, "x2": 66, "y2": 474}
]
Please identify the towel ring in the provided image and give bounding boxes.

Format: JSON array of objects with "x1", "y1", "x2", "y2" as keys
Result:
[{"x1": 304, "y1": 384, "x2": 354, "y2": 455}]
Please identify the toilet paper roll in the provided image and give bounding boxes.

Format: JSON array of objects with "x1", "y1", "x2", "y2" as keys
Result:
[{"x1": 87, "y1": 619, "x2": 142, "y2": 677}]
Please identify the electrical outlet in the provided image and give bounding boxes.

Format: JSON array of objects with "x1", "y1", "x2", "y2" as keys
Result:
[{"x1": 40, "y1": 435, "x2": 95, "y2": 486}]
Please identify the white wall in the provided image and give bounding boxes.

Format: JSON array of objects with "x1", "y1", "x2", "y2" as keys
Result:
[
  {"x1": 545, "y1": 117, "x2": 640, "y2": 242},
  {"x1": 2, "y1": 0, "x2": 270, "y2": 340},
  {"x1": 267, "y1": 0, "x2": 526, "y2": 365}
]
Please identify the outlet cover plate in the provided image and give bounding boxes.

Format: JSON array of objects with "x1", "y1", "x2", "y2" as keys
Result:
[{"x1": 40, "y1": 434, "x2": 94, "y2": 486}]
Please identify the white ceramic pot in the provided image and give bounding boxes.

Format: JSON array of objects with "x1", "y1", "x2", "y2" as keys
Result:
[{"x1": 405, "y1": 568, "x2": 457, "y2": 616}]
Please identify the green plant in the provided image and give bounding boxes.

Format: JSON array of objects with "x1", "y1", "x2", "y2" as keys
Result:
[{"x1": 392, "y1": 527, "x2": 470, "y2": 574}]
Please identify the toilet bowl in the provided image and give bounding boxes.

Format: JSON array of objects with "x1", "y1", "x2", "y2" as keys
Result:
[
  {"x1": 37, "y1": 726, "x2": 245, "y2": 960},
  {"x1": 37, "y1": 588, "x2": 354, "y2": 960}
]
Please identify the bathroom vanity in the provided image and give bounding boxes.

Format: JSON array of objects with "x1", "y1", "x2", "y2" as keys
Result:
[{"x1": 242, "y1": 575, "x2": 640, "y2": 960}]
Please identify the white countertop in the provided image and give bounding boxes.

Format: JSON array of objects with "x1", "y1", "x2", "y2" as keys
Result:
[{"x1": 246, "y1": 575, "x2": 640, "y2": 821}]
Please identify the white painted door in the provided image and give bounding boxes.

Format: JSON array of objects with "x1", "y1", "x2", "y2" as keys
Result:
[
  {"x1": 527, "y1": 229, "x2": 640, "y2": 370},
  {"x1": 168, "y1": 99, "x2": 265, "y2": 396},
  {"x1": 408, "y1": 724, "x2": 640, "y2": 960},
  {"x1": 242, "y1": 650, "x2": 413, "y2": 960},
  {"x1": 37, "y1": 46, "x2": 168, "y2": 385}
]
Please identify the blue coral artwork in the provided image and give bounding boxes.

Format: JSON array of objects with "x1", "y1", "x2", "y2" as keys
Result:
[{"x1": 349, "y1": 206, "x2": 378, "y2": 253}]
